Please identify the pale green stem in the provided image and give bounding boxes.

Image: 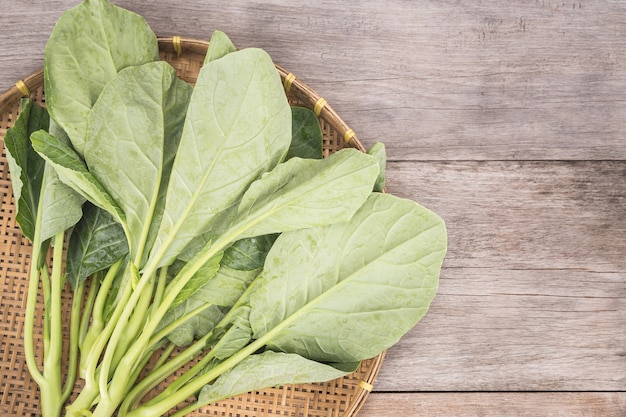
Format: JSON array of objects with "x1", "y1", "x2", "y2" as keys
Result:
[
  {"x1": 41, "y1": 265, "x2": 51, "y2": 361},
  {"x1": 40, "y1": 232, "x2": 66, "y2": 417},
  {"x1": 110, "y1": 276, "x2": 154, "y2": 371},
  {"x1": 80, "y1": 258, "x2": 124, "y2": 376},
  {"x1": 79, "y1": 275, "x2": 100, "y2": 348},
  {"x1": 151, "y1": 341, "x2": 176, "y2": 373},
  {"x1": 151, "y1": 266, "x2": 168, "y2": 312},
  {"x1": 68, "y1": 265, "x2": 134, "y2": 414},
  {"x1": 127, "y1": 336, "x2": 266, "y2": 417},
  {"x1": 62, "y1": 280, "x2": 84, "y2": 402},
  {"x1": 118, "y1": 331, "x2": 212, "y2": 416},
  {"x1": 23, "y1": 188, "x2": 46, "y2": 388},
  {"x1": 98, "y1": 266, "x2": 152, "y2": 401},
  {"x1": 144, "y1": 343, "x2": 218, "y2": 408}
]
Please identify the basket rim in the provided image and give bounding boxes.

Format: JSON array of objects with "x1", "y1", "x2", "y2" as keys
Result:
[{"x1": 0, "y1": 35, "x2": 384, "y2": 417}]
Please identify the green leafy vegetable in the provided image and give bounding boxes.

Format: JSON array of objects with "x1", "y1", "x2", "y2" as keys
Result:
[
  {"x1": 39, "y1": 121, "x2": 85, "y2": 244},
  {"x1": 8, "y1": 2, "x2": 447, "y2": 416},
  {"x1": 232, "y1": 148, "x2": 379, "y2": 239},
  {"x1": 44, "y1": 0, "x2": 159, "y2": 156}
]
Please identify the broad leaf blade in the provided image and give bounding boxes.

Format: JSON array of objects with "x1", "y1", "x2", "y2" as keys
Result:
[
  {"x1": 249, "y1": 193, "x2": 447, "y2": 363},
  {"x1": 234, "y1": 148, "x2": 379, "y2": 239},
  {"x1": 149, "y1": 47, "x2": 291, "y2": 269},
  {"x1": 44, "y1": 0, "x2": 158, "y2": 155},
  {"x1": 197, "y1": 351, "x2": 352, "y2": 406},
  {"x1": 84, "y1": 61, "x2": 192, "y2": 263},
  {"x1": 66, "y1": 203, "x2": 129, "y2": 289},
  {"x1": 286, "y1": 106, "x2": 323, "y2": 160},
  {"x1": 4, "y1": 99, "x2": 49, "y2": 241}
]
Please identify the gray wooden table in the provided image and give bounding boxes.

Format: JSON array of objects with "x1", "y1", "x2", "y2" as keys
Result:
[{"x1": 1, "y1": 1, "x2": 625, "y2": 416}]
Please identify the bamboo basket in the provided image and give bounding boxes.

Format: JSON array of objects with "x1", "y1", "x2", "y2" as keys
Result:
[{"x1": 0, "y1": 37, "x2": 385, "y2": 417}]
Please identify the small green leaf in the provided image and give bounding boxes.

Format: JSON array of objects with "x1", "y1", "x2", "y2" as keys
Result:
[
  {"x1": 170, "y1": 251, "x2": 224, "y2": 310},
  {"x1": 66, "y1": 203, "x2": 129, "y2": 289},
  {"x1": 160, "y1": 303, "x2": 224, "y2": 347},
  {"x1": 3, "y1": 99, "x2": 49, "y2": 241},
  {"x1": 286, "y1": 106, "x2": 323, "y2": 160},
  {"x1": 197, "y1": 351, "x2": 351, "y2": 406},
  {"x1": 30, "y1": 130, "x2": 128, "y2": 233},
  {"x1": 204, "y1": 30, "x2": 237, "y2": 64},
  {"x1": 222, "y1": 234, "x2": 279, "y2": 271},
  {"x1": 209, "y1": 306, "x2": 252, "y2": 360},
  {"x1": 39, "y1": 121, "x2": 86, "y2": 244}
]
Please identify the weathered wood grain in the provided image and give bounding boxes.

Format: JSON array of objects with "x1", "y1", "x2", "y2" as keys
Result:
[
  {"x1": 372, "y1": 161, "x2": 626, "y2": 391},
  {"x1": 1, "y1": 1, "x2": 625, "y2": 160},
  {"x1": 358, "y1": 392, "x2": 626, "y2": 417}
]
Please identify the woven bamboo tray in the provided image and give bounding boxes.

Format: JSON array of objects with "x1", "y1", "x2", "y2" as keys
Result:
[{"x1": 0, "y1": 37, "x2": 385, "y2": 417}]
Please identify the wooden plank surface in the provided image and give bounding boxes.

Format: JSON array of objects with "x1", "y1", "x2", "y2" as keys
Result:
[
  {"x1": 0, "y1": 1, "x2": 625, "y2": 416},
  {"x1": 1, "y1": 1, "x2": 626, "y2": 160},
  {"x1": 376, "y1": 161, "x2": 626, "y2": 392},
  {"x1": 360, "y1": 392, "x2": 626, "y2": 417}
]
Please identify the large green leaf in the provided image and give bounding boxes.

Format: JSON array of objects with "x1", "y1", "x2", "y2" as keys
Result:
[
  {"x1": 196, "y1": 351, "x2": 352, "y2": 406},
  {"x1": 30, "y1": 130, "x2": 127, "y2": 233},
  {"x1": 233, "y1": 148, "x2": 379, "y2": 239},
  {"x1": 3, "y1": 99, "x2": 49, "y2": 241},
  {"x1": 66, "y1": 203, "x2": 129, "y2": 289},
  {"x1": 249, "y1": 192, "x2": 447, "y2": 363},
  {"x1": 84, "y1": 61, "x2": 192, "y2": 263},
  {"x1": 44, "y1": 0, "x2": 158, "y2": 156},
  {"x1": 148, "y1": 47, "x2": 292, "y2": 269}
]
